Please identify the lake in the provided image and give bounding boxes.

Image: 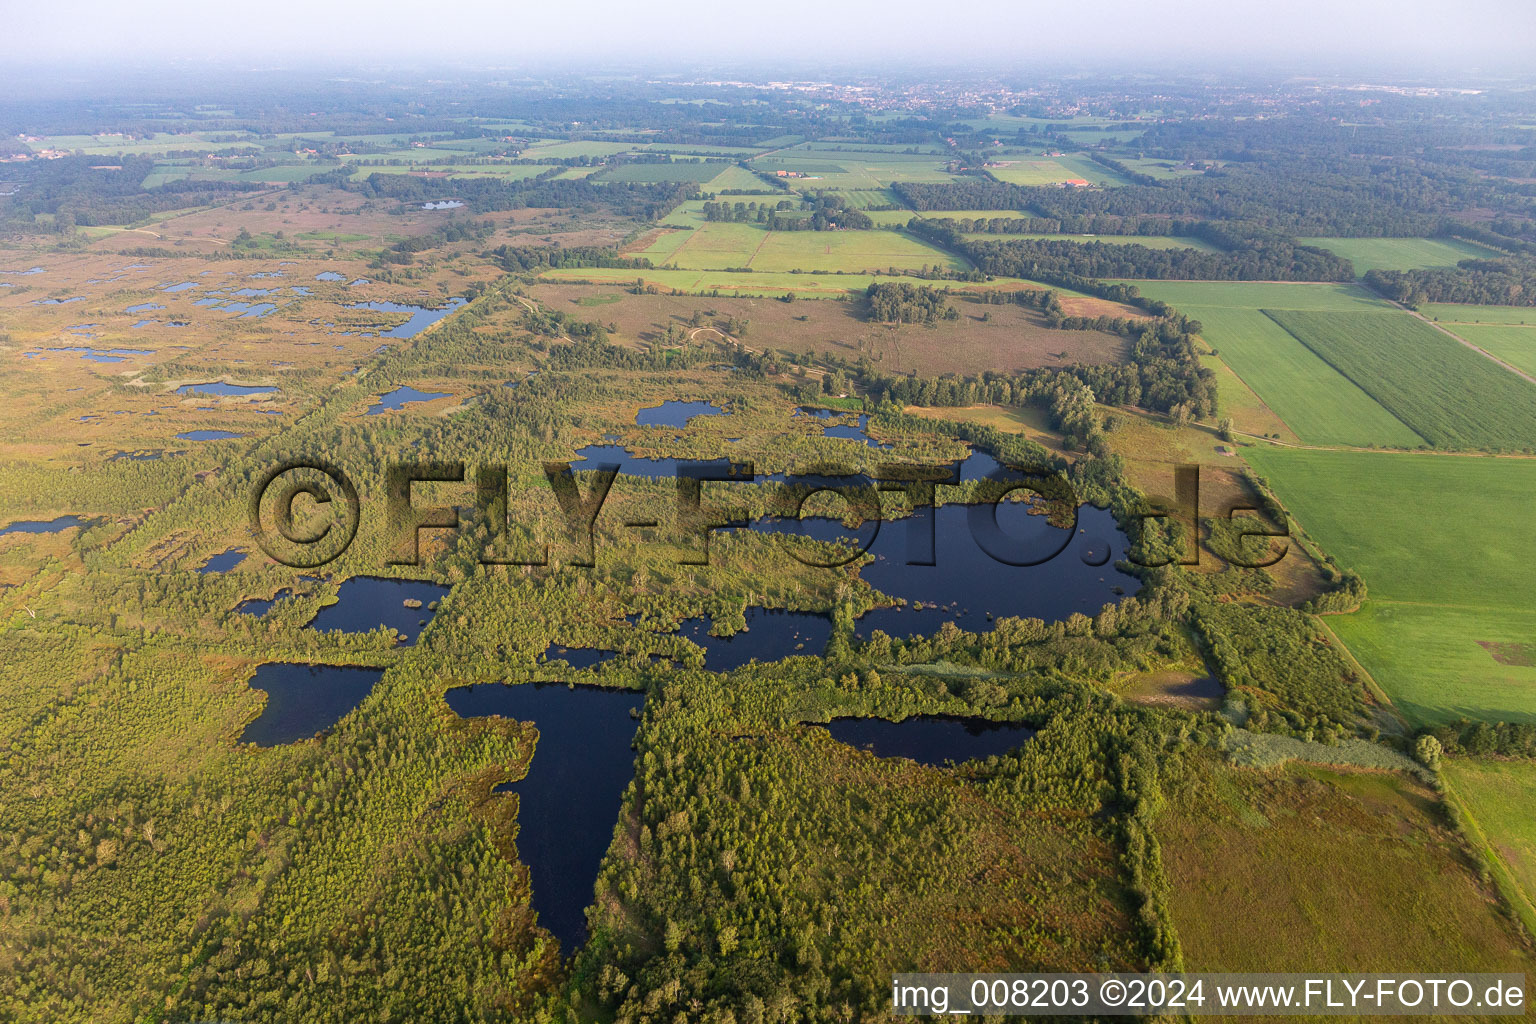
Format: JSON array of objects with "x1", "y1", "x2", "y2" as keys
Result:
[
  {"x1": 176, "y1": 430, "x2": 244, "y2": 441},
  {"x1": 814, "y1": 715, "x2": 1037, "y2": 766},
  {"x1": 306, "y1": 576, "x2": 451, "y2": 644},
  {"x1": 444, "y1": 682, "x2": 644, "y2": 953},
  {"x1": 239, "y1": 663, "x2": 386, "y2": 746},
  {"x1": 636, "y1": 399, "x2": 728, "y2": 427},
  {"x1": 176, "y1": 381, "x2": 278, "y2": 397},
  {"x1": 748, "y1": 502, "x2": 1136, "y2": 638},
  {"x1": 0, "y1": 514, "x2": 91, "y2": 536},
  {"x1": 367, "y1": 385, "x2": 454, "y2": 414},
  {"x1": 198, "y1": 548, "x2": 247, "y2": 574},
  {"x1": 345, "y1": 297, "x2": 467, "y2": 338}
]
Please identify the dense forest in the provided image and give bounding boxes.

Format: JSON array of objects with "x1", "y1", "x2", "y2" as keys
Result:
[{"x1": 1365, "y1": 257, "x2": 1536, "y2": 307}]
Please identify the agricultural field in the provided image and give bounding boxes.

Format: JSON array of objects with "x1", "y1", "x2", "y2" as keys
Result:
[
  {"x1": 592, "y1": 161, "x2": 734, "y2": 183},
  {"x1": 1296, "y1": 236, "x2": 1500, "y2": 275},
  {"x1": 986, "y1": 156, "x2": 1125, "y2": 186},
  {"x1": 1243, "y1": 448, "x2": 1536, "y2": 723},
  {"x1": 747, "y1": 153, "x2": 959, "y2": 190},
  {"x1": 1444, "y1": 323, "x2": 1536, "y2": 377},
  {"x1": 1159, "y1": 753, "x2": 1531, "y2": 973},
  {"x1": 1131, "y1": 282, "x2": 1421, "y2": 447},
  {"x1": 1263, "y1": 309, "x2": 1536, "y2": 450}
]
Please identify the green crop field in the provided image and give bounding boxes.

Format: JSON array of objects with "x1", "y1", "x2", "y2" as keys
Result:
[
  {"x1": 748, "y1": 155, "x2": 957, "y2": 190},
  {"x1": 1244, "y1": 448, "x2": 1536, "y2": 723},
  {"x1": 1445, "y1": 324, "x2": 1536, "y2": 377},
  {"x1": 1422, "y1": 304, "x2": 1536, "y2": 325},
  {"x1": 700, "y1": 165, "x2": 776, "y2": 192},
  {"x1": 1264, "y1": 309, "x2": 1536, "y2": 450},
  {"x1": 1180, "y1": 306, "x2": 1423, "y2": 447},
  {"x1": 594, "y1": 162, "x2": 732, "y2": 183},
  {"x1": 1296, "y1": 237, "x2": 1499, "y2": 275}
]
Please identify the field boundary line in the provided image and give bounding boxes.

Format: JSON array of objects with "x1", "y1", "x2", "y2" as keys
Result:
[
  {"x1": 1257, "y1": 309, "x2": 1431, "y2": 447},
  {"x1": 1393, "y1": 301, "x2": 1536, "y2": 387}
]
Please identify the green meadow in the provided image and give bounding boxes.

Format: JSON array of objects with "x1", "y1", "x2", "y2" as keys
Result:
[
  {"x1": 633, "y1": 205, "x2": 966, "y2": 274},
  {"x1": 1265, "y1": 309, "x2": 1536, "y2": 450},
  {"x1": 1296, "y1": 237, "x2": 1499, "y2": 275},
  {"x1": 1244, "y1": 448, "x2": 1536, "y2": 723}
]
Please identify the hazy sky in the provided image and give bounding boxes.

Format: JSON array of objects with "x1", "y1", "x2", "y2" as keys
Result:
[{"x1": 8, "y1": 0, "x2": 1536, "y2": 69}]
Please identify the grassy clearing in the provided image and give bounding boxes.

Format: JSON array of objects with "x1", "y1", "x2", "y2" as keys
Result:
[
  {"x1": 1159, "y1": 753, "x2": 1532, "y2": 973},
  {"x1": 632, "y1": 217, "x2": 967, "y2": 274},
  {"x1": 1182, "y1": 305, "x2": 1422, "y2": 447},
  {"x1": 1296, "y1": 237, "x2": 1500, "y2": 275},
  {"x1": 527, "y1": 283, "x2": 1126, "y2": 376},
  {"x1": 1243, "y1": 448, "x2": 1536, "y2": 723},
  {"x1": 1443, "y1": 324, "x2": 1536, "y2": 378},
  {"x1": 1264, "y1": 309, "x2": 1536, "y2": 450}
]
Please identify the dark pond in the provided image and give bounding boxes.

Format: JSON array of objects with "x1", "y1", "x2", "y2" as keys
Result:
[
  {"x1": 239, "y1": 663, "x2": 386, "y2": 746},
  {"x1": 198, "y1": 548, "x2": 247, "y2": 574},
  {"x1": 543, "y1": 644, "x2": 616, "y2": 669},
  {"x1": 176, "y1": 430, "x2": 244, "y2": 441},
  {"x1": 0, "y1": 514, "x2": 90, "y2": 536},
  {"x1": 176, "y1": 381, "x2": 278, "y2": 397},
  {"x1": 112, "y1": 450, "x2": 172, "y2": 461},
  {"x1": 444, "y1": 683, "x2": 644, "y2": 952},
  {"x1": 367, "y1": 385, "x2": 453, "y2": 414},
  {"x1": 636, "y1": 399, "x2": 728, "y2": 428},
  {"x1": 797, "y1": 408, "x2": 891, "y2": 448},
  {"x1": 671, "y1": 608, "x2": 832, "y2": 671},
  {"x1": 306, "y1": 576, "x2": 451, "y2": 644},
  {"x1": 814, "y1": 715, "x2": 1037, "y2": 767},
  {"x1": 237, "y1": 588, "x2": 295, "y2": 616},
  {"x1": 46, "y1": 346, "x2": 155, "y2": 363},
  {"x1": 748, "y1": 501, "x2": 1136, "y2": 638},
  {"x1": 345, "y1": 297, "x2": 466, "y2": 338},
  {"x1": 572, "y1": 443, "x2": 738, "y2": 480}
]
